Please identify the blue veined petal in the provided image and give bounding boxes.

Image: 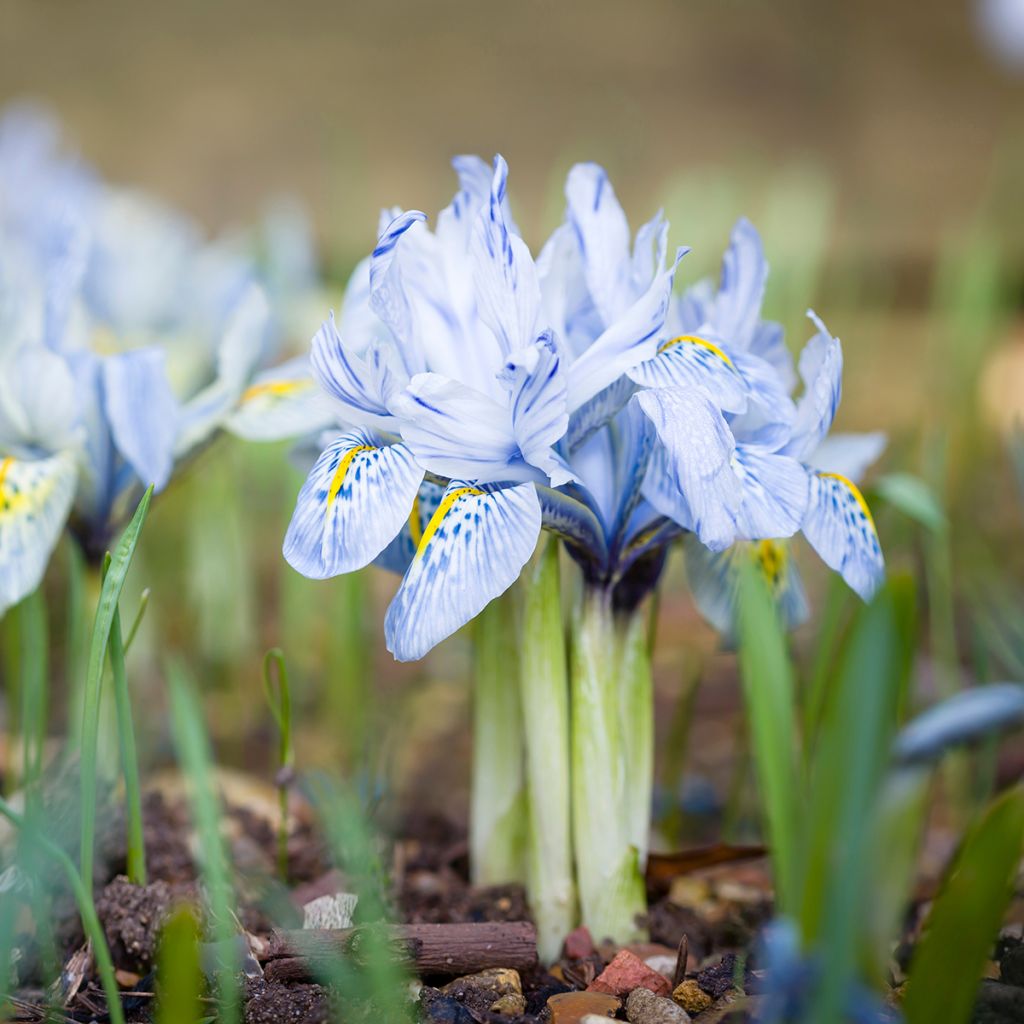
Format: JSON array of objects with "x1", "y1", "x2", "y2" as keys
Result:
[
  {"x1": 101, "y1": 347, "x2": 179, "y2": 491},
  {"x1": 715, "y1": 217, "x2": 768, "y2": 350},
  {"x1": 389, "y1": 373, "x2": 532, "y2": 484},
  {"x1": 683, "y1": 535, "x2": 809, "y2": 639},
  {"x1": 225, "y1": 356, "x2": 337, "y2": 442},
  {"x1": 0, "y1": 451, "x2": 76, "y2": 616},
  {"x1": 312, "y1": 312, "x2": 402, "y2": 430},
  {"x1": 536, "y1": 222, "x2": 602, "y2": 360},
  {"x1": 368, "y1": 209, "x2": 429, "y2": 360},
  {"x1": 498, "y1": 331, "x2": 573, "y2": 484},
  {"x1": 809, "y1": 431, "x2": 887, "y2": 484},
  {"x1": 628, "y1": 333, "x2": 750, "y2": 414},
  {"x1": 781, "y1": 311, "x2": 843, "y2": 460},
  {"x1": 729, "y1": 349, "x2": 796, "y2": 427},
  {"x1": 385, "y1": 480, "x2": 542, "y2": 661},
  {"x1": 565, "y1": 163, "x2": 633, "y2": 324},
  {"x1": 730, "y1": 445, "x2": 808, "y2": 539},
  {"x1": 471, "y1": 156, "x2": 540, "y2": 356},
  {"x1": 636, "y1": 388, "x2": 742, "y2": 551},
  {"x1": 373, "y1": 479, "x2": 445, "y2": 575},
  {"x1": 437, "y1": 154, "x2": 519, "y2": 249},
  {"x1": 535, "y1": 482, "x2": 608, "y2": 568},
  {"x1": 803, "y1": 471, "x2": 884, "y2": 601},
  {"x1": 283, "y1": 428, "x2": 424, "y2": 579},
  {"x1": 567, "y1": 247, "x2": 688, "y2": 413},
  {"x1": 631, "y1": 209, "x2": 668, "y2": 291},
  {"x1": 673, "y1": 279, "x2": 715, "y2": 336},
  {"x1": 565, "y1": 375, "x2": 637, "y2": 453}
]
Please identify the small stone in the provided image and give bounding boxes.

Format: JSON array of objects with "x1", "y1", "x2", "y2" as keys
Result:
[
  {"x1": 115, "y1": 969, "x2": 140, "y2": 988},
  {"x1": 644, "y1": 954, "x2": 678, "y2": 980},
  {"x1": 420, "y1": 987, "x2": 477, "y2": 1024},
  {"x1": 588, "y1": 949, "x2": 671, "y2": 998},
  {"x1": 672, "y1": 980, "x2": 712, "y2": 1015},
  {"x1": 626, "y1": 986, "x2": 692, "y2": 1023},
  {"x1": 695, "y1": 952, "x2": 741, "y2": 999},
  {"x1": 442, "y1": 968, "x2": 524, "y2": 1017},
  {"x1": 302, "y1": 892, "x2": 358, "y2": 929},
  {"x1": 973, "y1": 980, "x2": 1024, "y2": 1024},
  {"x1": 548, "y1": 990, "x2": 621, "y2": 1023},
  {"x1": 565, "y1": 924, "x2": 596, "y2": 960}
]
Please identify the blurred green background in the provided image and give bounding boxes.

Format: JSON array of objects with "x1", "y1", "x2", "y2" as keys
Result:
[{"x1": 2, "y1": 0, "x2": 1022, "y2": 827}]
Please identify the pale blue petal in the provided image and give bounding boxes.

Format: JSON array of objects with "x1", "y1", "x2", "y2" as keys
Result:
[
  {"x1": 565, "y1": 163, "x2": 633, "y2": 324},
  {"x1": 631, "y1": 210, "x2": 668, "y2": 291},
  {"x1": 101, "y1": 348, "x2": 179, "y2": 491},
  {"x1": 809, "y1": 431, "x2": 887, "y2": 484},
  {"x1": 565, "y1": 375, "x2": 637, "y2": 453},
  {"x1": 781, "y1": 311, "x2": 842, "y2": 460},
  {"x1": 715, "y1": 217, "x2": 768, "y2": 349},
  {"x1": 567, "y1": 247, "x2": 687, "y2": 413},
  {"x1": 535, "y1": 482, "x2": 608, "y2": 568},
  {"x1": 628, "y1": 333, "x2": 750, "y2": 414},
  {"x1": 730, "y1": 445, "x2": 808, "y2": 539},
  {"x1": 803, "y1": 471, "x2": 884, "y2": 601},
  {"x1": 216, "y1": 284, "x2": 272, "y2": 393},
  {"x1": 471, "y1": 156, "x2": 540, "y2": 355},
  {"x1": 498, "y1": 331, "x2": 572, "y2": 482},
  {"x1": 0, "y1": 343, "x2": 80, "y2": 455},
  {"x1": 636, "y1": 388, "x2": 741, "y2": 551},
  {"x1": 225, "y1": 357, "x2": 337, "y2": 442},
  {"x1": 729, "y1": 348, "x2": 797, "y2": 428},
  {"x1": 389, "y1": 373, "x2": 527, "y2": 483},
  {"x1": 684, "y1": 535, "x2": 809, "y2": 639},
  {"x1": 750, "y1": 320, "x2": 797, "y2": 393},
  {"x1": 368, "y1": 209, "x2": 429, "y2": 361},
  {"x1": 283, "y1": 428, "x2": 424, "y2": 579},
  {"x1": 385, "y1": 480, "x2": 542, "y2": 661},
  {"x1": 311, "y1": 312, "x2": 401, "y2": 430},
  {"x1": 673, "y1": 279, "x2": 715, "y2": 335},
  {"x1": 0, "y1": 452, "x2": 77, "y2": 616},
  {"x1": 536, "y1": 222, "x2": 601, "y2": 360}
]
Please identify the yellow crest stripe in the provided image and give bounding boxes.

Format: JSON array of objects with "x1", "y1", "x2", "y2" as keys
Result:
[
  {"x1": 407, "y1": 494, "x2": 423, "y2": 549},
  {"x1": 754, "y1": 539, "x2": 787, "y2": 589},
  {"x1": 414, "y1": 486, "x2": 484, "y2": 560},
  {"x1": 819, "y1": 472, "x2": 877, "y2": 528},
  {"x1": 241, "y1": 379, "x2": 311, "y2": 403},
  {"x1": 0, "y1": 456, "x2": 12, "y2": 491},
  {"x1": 326, "y1": 446, "x2": 374, "y2": 507},
  {"x1": 657, "y1": 334, "x2": 734, "y2": 366}
]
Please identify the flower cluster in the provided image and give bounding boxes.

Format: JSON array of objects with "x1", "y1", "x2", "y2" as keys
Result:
[
  {"x1": 0, "y1": 105, "x2": 332, "y2": 614},
  {"x1": 285, "y1": 155, "x2": 886, "y2": 655}
]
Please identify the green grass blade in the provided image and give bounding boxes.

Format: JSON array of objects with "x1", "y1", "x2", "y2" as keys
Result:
[
  {"x1": 109, "y1": 606, "x2": 147, "y2": 885},
  {"x1": 16, "y1": 586, "x2": 48, "y2": 802},
  {"x1": 156, "y1": 904, "x2": 204, "y2": 1024},
  {"x1": 903, "y1": 784, "x2": 1024, "y2": 1024},
  {"x1": 80, "y1": 486, "x2": 153, "y2": 892},
  {"x1": 167, "y1": 658, "x2": 240, "y2": 1024},
  {"x1": 0, "y1": 797, "x2": 125, "y2": 1024},
  {"x1": 263, "y1": 648, "x2": 294, "y2": 883},
  {"x1": 736, "y1": 557, "x2": 800, "y2": 915},
  {"x1": 802, "y1": 588, "x2": 902, "y2": 1021}
]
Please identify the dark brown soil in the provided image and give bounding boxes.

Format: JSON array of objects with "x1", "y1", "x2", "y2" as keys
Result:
[
  {"x1": 96, "y1": 875, "x2": 189, "y2": 971},
  {"x1": 244, "y1": 978, "x2": 332, "y2": 1024}
]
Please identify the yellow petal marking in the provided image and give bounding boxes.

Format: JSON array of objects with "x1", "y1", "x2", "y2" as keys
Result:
[
  {"x1": 656, "y1": 334, "x2": 734, "y2": 366},
  {"x1": 0, "y1": 456, "x2": 12, "y2": 492},
  {"x1": 414, "y1": 486, "x2": 484, "y2": 561},
  {"x1": 818, "y1": 472, "x2": 876, "y2": 529},
  {"x1": 326, "y1": 446, "x2": 374, "y2": 507},
  {"x1": 754, "y1": 539, "x2": 787, "y2": 590},
  {"x1": 241, "y1": 379, "x2": 312, "y2": 403}
]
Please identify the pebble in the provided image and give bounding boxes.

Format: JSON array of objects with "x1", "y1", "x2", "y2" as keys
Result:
[
  {"x1": 564, "y1": 924, "x2": 596, "y2": 959},
  {"x1": 626, "y1": 986, "x2": 692, "y2": 1023},
  {"x1": 672, "y1": 980, "x2": 712, "y2": 1015},
  {"x1": 588, "y1": 949, "x2": 672, "y2": 997},
  {"x1": 441, "y1": 967, "x2": 525, "y2": 1016},
  {"x1": 420, "y1": 987, "x2": 477, "y2": 1024},
  {"x1": 547, "y1": 990, "x2": 621, "y2": 1022}
]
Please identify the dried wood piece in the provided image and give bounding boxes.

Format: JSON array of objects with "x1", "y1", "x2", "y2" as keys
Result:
[{"x1": 263, "y1": 921, "x2": 538, "y2": 981}]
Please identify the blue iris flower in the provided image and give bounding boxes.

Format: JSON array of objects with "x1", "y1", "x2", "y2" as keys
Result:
[{"x1": 0, "y1": 105, "x2": 331, "y2": 614}]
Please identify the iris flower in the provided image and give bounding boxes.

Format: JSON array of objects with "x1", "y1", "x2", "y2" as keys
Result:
[{"x1": 0, "y1": 106, "x2": 330, "y2": 615}]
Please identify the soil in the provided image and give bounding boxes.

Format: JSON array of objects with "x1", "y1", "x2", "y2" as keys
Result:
[{"x1": 3, "y1": 786, "x2": 1023, "y2": 1024}]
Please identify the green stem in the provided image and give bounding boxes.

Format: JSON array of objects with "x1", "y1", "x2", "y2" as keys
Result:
[
  {"x1": 17, "y1": 587, "x2": 48, "y2": 804},
  {"x1": 618, "y1": 609, "x2": 653, "y2": 873},
  {"x1": 327, "y1": 570, "x2": 371, "y2": 774},
  {"x1": 571, "y1": 587, "x2": 647, "y2": 943},
  {"x1": 0, "y1": 798, "x2": 126, "y2": 1024},
  {"x1": 518, "y1": 541, "x2": 575, "y2": 962},
  {"x1": 109, "y1": 607, "x2": 147, "y2": 885},
  {"x1": 470, "y1": 588, "x2": 527, "y2": 887}
]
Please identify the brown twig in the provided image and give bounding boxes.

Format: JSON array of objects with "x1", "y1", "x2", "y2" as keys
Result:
[{"x1": 672, "y1": 933, "x2": 689, "y2": 989}]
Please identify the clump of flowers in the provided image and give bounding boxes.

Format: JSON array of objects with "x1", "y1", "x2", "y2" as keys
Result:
[
  {"x1": 0, "y1": 105, "x2": 332, "y2": 614},
  {"x1": 283, "y1": 153, "x2": 886, "y2": 958}
]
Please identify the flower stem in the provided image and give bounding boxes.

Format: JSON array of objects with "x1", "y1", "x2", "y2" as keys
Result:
[
  {"x1": 570, "y1": 587, "x2": 647, "y2": 944},
  {"x1": 519, "y1": 540, "x2": 575, "y2": 962},
  {"x1": 470, "y1": 588, "x2": 527, "y2": 886}
]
